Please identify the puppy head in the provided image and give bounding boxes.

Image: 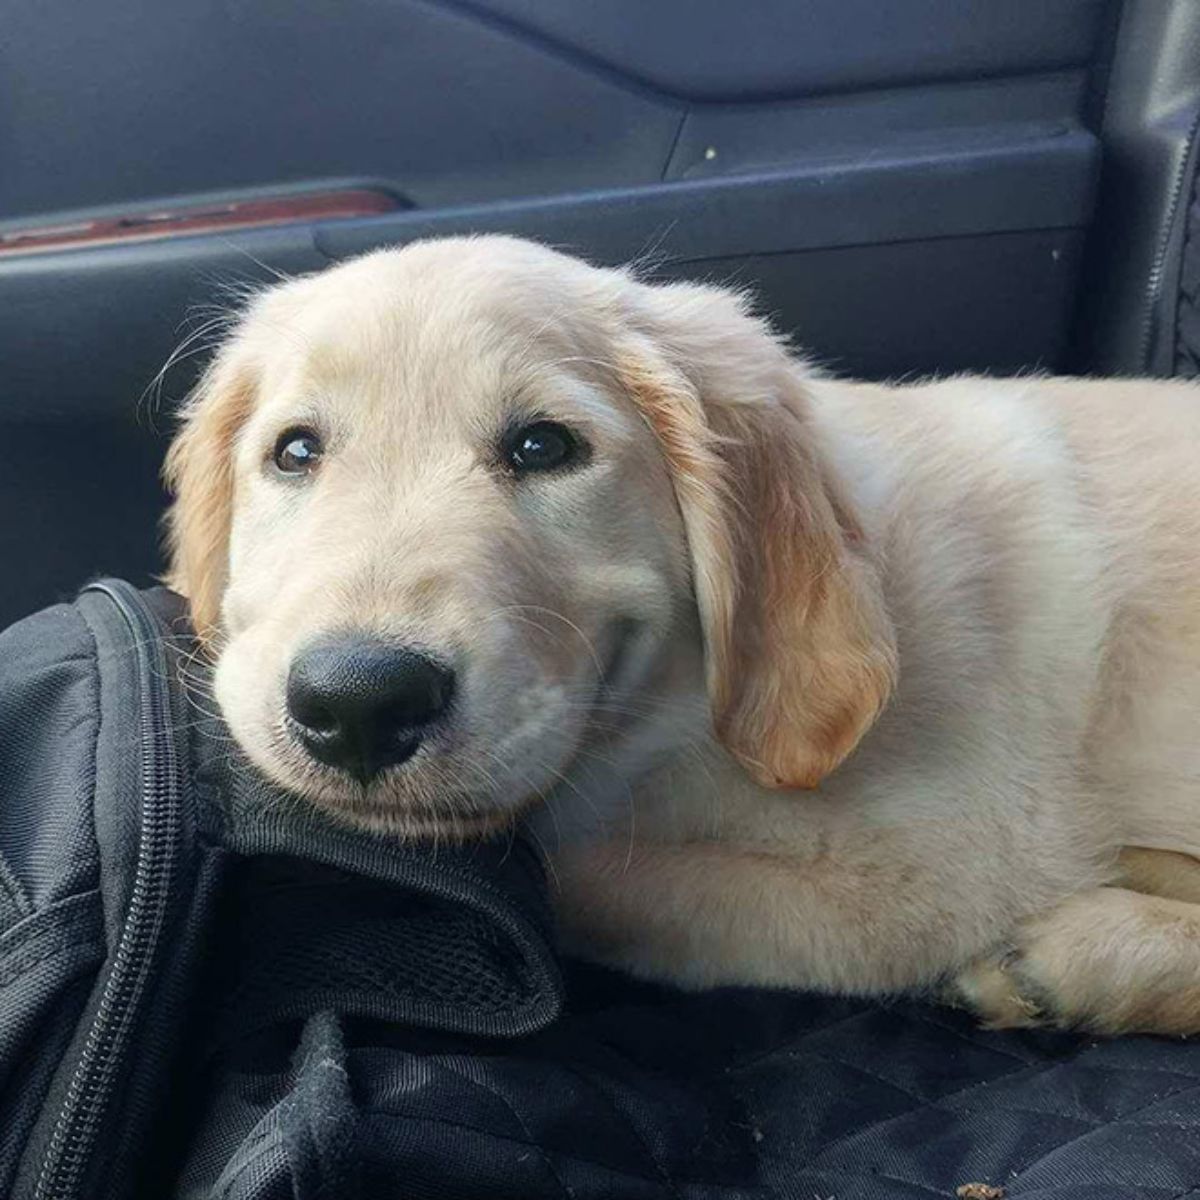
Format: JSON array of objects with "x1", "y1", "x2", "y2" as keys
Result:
[{"x1": 164, "y1": 236, "x2": 895, "y2": 836}]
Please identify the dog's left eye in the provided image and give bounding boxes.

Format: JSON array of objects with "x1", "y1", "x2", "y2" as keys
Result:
[
  {"x1": 273, "y1": 428, "x2": 323, "y2": 475},
  {"x1": 504, "y1": 420, "x2": 581, "y2": 475}
]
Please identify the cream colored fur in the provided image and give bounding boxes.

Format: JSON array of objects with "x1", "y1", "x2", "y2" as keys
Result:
[{"x1": 163, "y1": 235, "x2": 1200, "y2": 1035}]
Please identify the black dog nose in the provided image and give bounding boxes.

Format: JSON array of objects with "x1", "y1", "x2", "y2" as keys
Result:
[{"x1": 286, "y1": 636, "x2": 455, "y2": 781}]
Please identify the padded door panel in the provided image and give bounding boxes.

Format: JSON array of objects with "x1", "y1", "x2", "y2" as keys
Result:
[
  {"x1": 0, "y1": 118, "x2": 1095, "y2": 422},
  {"x1": 0, "y1": 0, "x2": 1118, "y2": 626},
  {"x1": 473, "y1": 0, "x2": 1110, "y2": 101},
  {"x1": 0, "y1": 0, "x2": 678, "y2": 221},
  {"x1": 0, "y1": 1, "x2": 1108, "y2": 222},
  {"x1": 663, "y1": 231, "x2": 1086, "y2": 380},
  {"x1": 2, "y1": 227, "x2": 327, "y2": 419}
]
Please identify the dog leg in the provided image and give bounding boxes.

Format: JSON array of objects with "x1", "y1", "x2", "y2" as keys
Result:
[
  {"x1": 550, "y1": 838, "x2": 1031, "y2": 998},
  {"x1": 954, "y1": 885, "x2": 1200, "y2": 1035},
  {"x1": 1118, "y1": 846, "x2": 1200, "y2": 904}
]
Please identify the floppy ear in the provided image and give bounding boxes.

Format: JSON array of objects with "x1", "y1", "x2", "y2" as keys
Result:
[
  {"x1": 615, "y1": 281, "x2": 897, "y2": 789},
  {"x1": 162, "y1": 347, "x2": 256, "y2": 643}
]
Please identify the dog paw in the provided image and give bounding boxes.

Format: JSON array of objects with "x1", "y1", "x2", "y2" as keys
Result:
[
  {"x1": 947, "y1": 889, "x2": 1175, "y2": 1034},
  {"x1": 950, "y1": 949, "x2": 1052, "y2": 1029}
]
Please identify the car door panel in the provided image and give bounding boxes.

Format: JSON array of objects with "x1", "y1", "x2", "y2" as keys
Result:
[
  {"x1": 0, "y1": 0, "x2": 1119, "y2": 624},
  {"x1": 460, "y1": 0, "x2": 1109, "y2": 101},
  {"x1": 2, "y1": 118, "x2": 1096, "y2": 417}
]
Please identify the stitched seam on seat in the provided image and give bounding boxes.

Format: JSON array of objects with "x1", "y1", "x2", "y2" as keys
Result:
[
  {"x1": 801, "y1": 1058, "x2": 1076, "y2": 1173},
  {"x1": 1005, "y1": 1082, "x2": 1200, "y2": 1191},
  {"x1": 1067, "y1": 1058, "x2": 1200, "y2": 1080},
  {"x1": 900, "y1": 1008, "x2": 1045, "y2": 1065},
  {"x1": 803, "y1": 1070, "x2": 1200, "y2": 1184},
  {"x1": 717, "y1": 1006, "x2": 880, "y2": 1075},
  {"x1": 936, "y1": 1059, "x2": 1200, "y2": 1119}
]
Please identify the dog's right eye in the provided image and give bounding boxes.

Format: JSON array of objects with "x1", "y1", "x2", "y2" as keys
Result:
[{"x1": 273, "y1": 428, "x2": 323, "y2": 476}]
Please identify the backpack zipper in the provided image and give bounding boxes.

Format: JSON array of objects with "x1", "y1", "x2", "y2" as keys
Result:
[{"x1": 33, "y1": 580, "x2": 185, "y2": 1200}]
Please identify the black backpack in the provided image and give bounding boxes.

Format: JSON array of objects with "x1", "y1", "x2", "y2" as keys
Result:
[
  {"x1": 0, "y1": 580, "x2": 561, "y2": 1199},
  {"x1": 5, "y1": 581, "x2": 1200, "y2": 1200}
]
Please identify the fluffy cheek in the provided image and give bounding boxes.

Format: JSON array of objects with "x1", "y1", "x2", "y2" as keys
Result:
[
  {"x1": 211, "y1": 626, "x2": 292, "y2": 785},
  {"x1": 221, "y1": 491, "x2": 309, "y2": 637},
  {"x1": 449, "y1": 670, "x2": 591, "y2": 803}
]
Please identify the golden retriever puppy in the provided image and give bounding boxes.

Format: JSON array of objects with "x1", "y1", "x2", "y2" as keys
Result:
[{"x1": 163, "y1": 235, "x2": 1200, "y2": 1035}]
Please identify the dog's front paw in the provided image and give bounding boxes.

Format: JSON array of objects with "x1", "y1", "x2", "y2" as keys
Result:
[
  {"x1": 947, "y1": 896, "x2": 1108, "y2": 1030},
  {"x1": 949, "y1": 949, "x2": 1052, "y2": 1030},
  {"x1": 946, "y1": 887, "x2": 1200, "y2": 1035}
]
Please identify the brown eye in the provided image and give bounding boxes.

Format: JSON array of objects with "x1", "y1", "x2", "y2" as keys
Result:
[
  {"x1": 504, "y1": 420, "x2": 582, "y2": 475},
  {"x1": 273, "y1": 428, "x2": 323, "y2": 475}
]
